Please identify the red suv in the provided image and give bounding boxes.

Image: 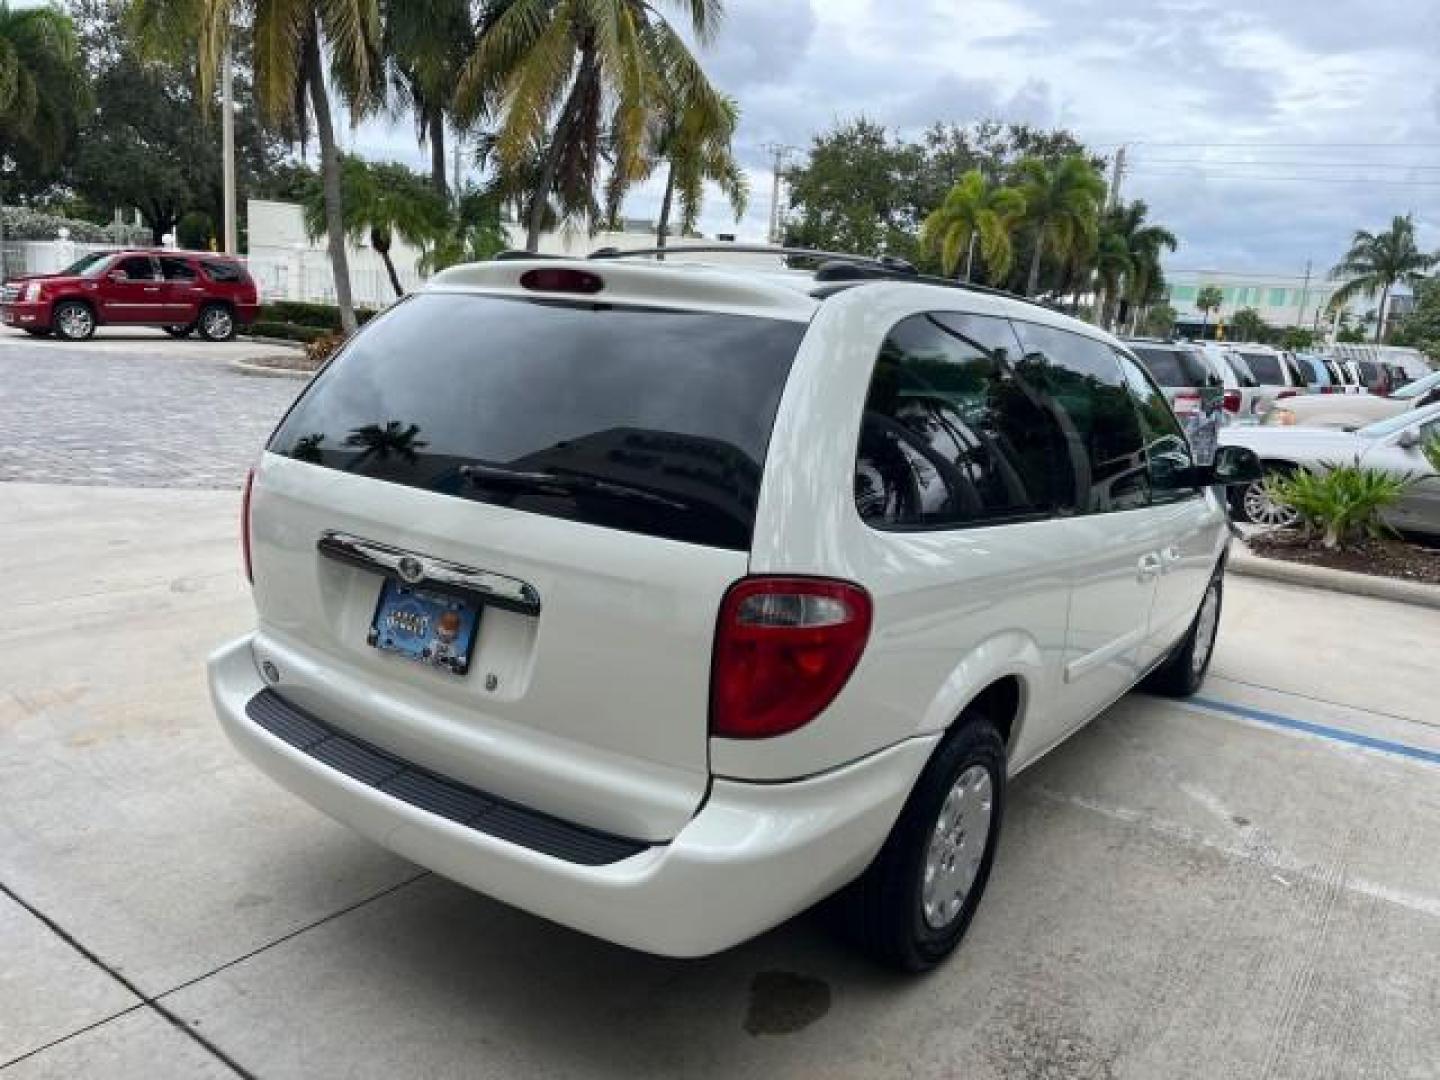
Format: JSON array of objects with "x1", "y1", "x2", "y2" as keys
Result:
[{"x1": 1, "y1": 249, "x2": 260, "y2": 342}]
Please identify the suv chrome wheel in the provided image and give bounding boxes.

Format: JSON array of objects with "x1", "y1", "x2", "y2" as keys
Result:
[
  {"x1": 199, "y1": 305, "x2": 235, "y2": 341},
  {"x1": 54, "y1": 302, "x2": 95, "y2": 341}
]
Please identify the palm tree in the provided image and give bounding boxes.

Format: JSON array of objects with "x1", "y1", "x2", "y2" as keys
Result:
[
  {"x1": 606, "y1": 91, "x2": 747, "y2": 252},
  {"x1": 130, "y1": 0, "x2": 384, "y2": 333},
  {"x1": 1196, "y1": 285, "x2": 1223, "y2": 338},
  {"x1": 1015, "y1": 154, "x2": 1105, "y2": 297},
  {"x1": 383, "y1": 0, "x2": 476, "y2": 198},
  {"x1": 920, "y1": 169, "x2": 1025, "y2": 282},
  {"x1": 1090, "y1": 227, "x2": 1131, "y2": 330},
  {"x1": 456, "y1": 0, "x2": 728, "y2": 253},
  {"x1": 1329, "y1": 213, "x2": 1437, "y2": 342},
  {"x1": 0, "y1": 2, "x2": 86, "y2": 171},
  {"x1": 301, "y1": 156, "x2": 450, "y2": 298},
  {"x1": 1107, "y1": 199, "x2": 1177, "y2": 331}
]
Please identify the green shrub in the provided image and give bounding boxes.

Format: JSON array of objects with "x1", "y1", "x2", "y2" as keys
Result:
[
  {"x1": 1269, "y1": 462, "x2": 1411, "y2": 550},
  {"x1": 258, "y1": 301, "x2": 378, "y2": 330},
  {"x1": 177, "y1": 210, "x2": 215, "y2": 250},
  {"x1": 246, "y1": 320, "x2": 326, "y2": 343}
]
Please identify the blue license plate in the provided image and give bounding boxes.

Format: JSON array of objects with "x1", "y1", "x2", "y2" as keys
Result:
[{"x1": 367, "y1": 580, "x2": 480, "y2": 676}]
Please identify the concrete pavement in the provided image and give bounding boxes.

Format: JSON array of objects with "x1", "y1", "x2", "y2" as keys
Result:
[{"x1": 3, "y1": 482, "x2": 1439, "y2": 1078}]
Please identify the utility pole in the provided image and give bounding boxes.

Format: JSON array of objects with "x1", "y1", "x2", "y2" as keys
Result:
[
  {"x1": 763, "y1": 143, "x2": 799, "y2": 244},
  {"x1": 1106, "y1": 145, "x2": 1127, "y2": 211},
  {"x1": 221, "y1": 47, "x2": 237, "y2": 253},
  {"x1": 1296, "y1": 258, "x2": 1311, "y2": 329}
]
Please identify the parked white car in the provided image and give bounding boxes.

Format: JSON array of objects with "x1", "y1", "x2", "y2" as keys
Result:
[
  {"x1": 1197, "y1": 342, "x2": 1267, "y2": 422},
  {"x1": 1265, "y1": 369, "x2": 1440, "y2": 430},
  {"x1": 1223, "y1": 401, "x2": 1440, "y2": 533},
  {"x1": 1230, "y1": 343, "x2": 1307, "y2": 414},
  {"x1": 209, "y1": 249, "x2": 1260, "y2": 971}
]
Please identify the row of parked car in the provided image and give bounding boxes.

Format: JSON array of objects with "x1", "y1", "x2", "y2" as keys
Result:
[{"x1": 1123, "y1": 337, "x2": 1440, "y2": 537}]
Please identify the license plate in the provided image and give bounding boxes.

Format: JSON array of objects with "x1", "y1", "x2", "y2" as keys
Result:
[{"x1": 367, "y1": 580, "x2": 480, "y2": 675}]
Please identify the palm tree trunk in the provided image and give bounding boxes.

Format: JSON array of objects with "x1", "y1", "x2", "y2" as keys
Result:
[
  {"x1": 655, "y1": 162, "x2": 676, "y2": 258},
  {"x1": 304, "y1": 26, "x2": 357, "y2": 334},
  {"x1": 962, "y1": 230, "x2": 976, "y2": 282},
  {"x1": 1375, "y1": 283, "x2": 1391, "y2": 343},
  {"x1": 525, "y1": 49, "x2": 597, "y2": 252},
  {"x1": 428, "y1": 111, "x2": 448, "y2": 199},
  {"x1": 1026, "y1": 236, "x2": 1043, "y2": 297},
  {"x1": 374, "y1": 232, "x2": 404, "y2": 298}
]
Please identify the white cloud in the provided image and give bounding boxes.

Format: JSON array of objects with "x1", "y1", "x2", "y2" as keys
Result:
[{"x1": 346, "y1": 0, "x2": 1440, "y2": 272}]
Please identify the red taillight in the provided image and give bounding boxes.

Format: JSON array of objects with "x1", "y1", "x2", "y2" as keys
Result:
[
  {"x1": 241, "y1": 467, "x2": 255, "y2": 583},
  {"x1": 1276, "y1": 389, "x2": 1298, "y2": 400},
  {"x1": 519, "y1": 267, "x2": 604, "y2": 294},
  {"x1": 710, "y1": 577, "x2": 872, "y2": 739},
  {"x1": 1222, "y1": 389, "x2": 1241, "y2": 413}
]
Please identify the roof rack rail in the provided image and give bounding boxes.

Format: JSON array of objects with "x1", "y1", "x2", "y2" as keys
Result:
[
  {"x1": 493, "y1": 249, "x2": 563, "y2": 261},
  {"x1": 583, "y1": 240, "x2": 1058, "y2": 312},
  {"x1": 586, "y1": 242, "x2": 901, "y2": 266}
]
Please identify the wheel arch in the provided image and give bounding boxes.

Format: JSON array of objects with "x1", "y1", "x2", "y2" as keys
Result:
[{"x1": 917, "y1": 629, "x2": 1042, "y2": 762}]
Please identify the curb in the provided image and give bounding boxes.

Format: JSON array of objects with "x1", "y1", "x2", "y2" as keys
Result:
[
  {"x1": 228, "y1": 357, "x2": 313, "y2": 380},
  {"x1": 241, "y1": 334, "x2": 314, "y2": 349},
  {"x1": 1228, "y1": 545, "x2": 1440, "y2": 611}
]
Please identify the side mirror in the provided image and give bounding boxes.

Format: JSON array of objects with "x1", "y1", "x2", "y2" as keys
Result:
[
  {"x1": 1187, "y1": 445, "x2": 1263, "y2": 487},
  {"x1": 1396, "y1": 428, "x2": 1422, "y2": 449}
]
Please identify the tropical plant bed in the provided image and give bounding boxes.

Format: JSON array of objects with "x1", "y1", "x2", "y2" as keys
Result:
[{"x1": 1248, "y1": 530, "x2": 1440, "y2": 586}]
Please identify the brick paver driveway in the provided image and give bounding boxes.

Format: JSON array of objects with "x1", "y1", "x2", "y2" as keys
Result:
[{"x1": 0, "y1": 335, "x2": 303, "y2": 488}]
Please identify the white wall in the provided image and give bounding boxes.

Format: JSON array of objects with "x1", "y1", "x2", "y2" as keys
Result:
[{"x1": 244, "y1": 199, "x2": 780, "y2": 307}]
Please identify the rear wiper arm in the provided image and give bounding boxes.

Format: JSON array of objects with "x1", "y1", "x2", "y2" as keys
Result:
[{"x1": 458, "y1": 463, "x2": 688, "y2": 510}]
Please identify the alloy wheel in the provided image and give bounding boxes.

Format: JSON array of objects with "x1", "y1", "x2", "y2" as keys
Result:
[
  {"x1": 57, "y1": 305, "x2": 93, "y2": 340},
  {"x1": 1241, "y1": 479, "x2": 1298, "y2": 528}
]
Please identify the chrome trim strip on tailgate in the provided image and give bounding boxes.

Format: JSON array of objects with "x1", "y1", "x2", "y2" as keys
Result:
[
  {"x1": 245, "y1": 689, "x2": 649, "y2": 866},
  {"x1": 316, "y1": 530, "x2": 542, "y2": 616}
]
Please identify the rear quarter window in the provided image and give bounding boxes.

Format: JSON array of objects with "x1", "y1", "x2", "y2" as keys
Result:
[
  {"x1": 201, "y1": 259, "x2": 246, "y2": 283},
  {"x1": 1240, "y1": 351, "x2": 1285, "y2": 384},
  {"x1": 1132, "y1": 346, "x2": 1209, "y2": 388},
  {"x1": 268, "y1": 292, "x2": 807, "y2": 551}
]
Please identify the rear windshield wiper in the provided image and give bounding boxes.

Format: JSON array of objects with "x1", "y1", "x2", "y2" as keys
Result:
[{"x1": 458, "y1": 463, "x2": 688, "y2": 510}]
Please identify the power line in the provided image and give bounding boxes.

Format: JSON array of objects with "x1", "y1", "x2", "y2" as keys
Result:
[
  {"x1": 1134, "y1": 158, "x2": 1440, "y2": 170},
  {"x1": 1125, "y1": 169, "x2": 1440, "y2": 186},
  {"x1": 1091, "y1": 140, "x2": 1440, "y2": 148}
]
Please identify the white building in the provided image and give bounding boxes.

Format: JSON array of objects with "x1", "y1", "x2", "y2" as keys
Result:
[
  {"x1": 1164, "y1": 268, "x2": 1411, "y2": 338},
  {"x1": 244, "y1": 199, "x2": 770, "y2": 308}
]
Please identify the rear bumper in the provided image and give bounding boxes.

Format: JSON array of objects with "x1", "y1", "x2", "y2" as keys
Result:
[
  {"x1": 209, "y1": 635, "x2": 936, "y2": 957},
  {"x1": 2, "y1": 300, "x2": 51, "y2": 327}
]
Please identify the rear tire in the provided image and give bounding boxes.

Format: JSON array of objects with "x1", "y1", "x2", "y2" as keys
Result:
[
  {"x1": 833, "y1": 718, "x2": 1006, "y2": 972},
  {"x1": 197, "y1": 303, "x2": 236, "y2": 342},
  {"x1": 52, "y1": 300, "x2": 96, "y2": 341},
  {"x1": 1143, "y1": 571, "x2": 1223, "y2": 698},
  {"x1": 163, "y1": 323, "x2": 194, "y2": 338}
]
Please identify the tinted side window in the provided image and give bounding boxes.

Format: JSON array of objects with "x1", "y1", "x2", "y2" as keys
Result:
[
  {"x1": 116, "y1": 256, "x2": 157, "y2": 280},
  {"x1": 159, "y1": 256, "x2": 196, "y2": 281},
  {"x1": 854, "y1": 312, "x2": 1075, "y2": 529},
  {"x1": 1240, "y1": 350, "x2": 1284, "y2": 384},
  {"x1": 1011, "y1": 321, "x2": 1149, "y2": 512},
  {"x1": 1116, "y1": 350, "x2": 1201, "y2": 498},
  {"x1": 201, "y1": 259, "x2": 243, "y2": 283}
]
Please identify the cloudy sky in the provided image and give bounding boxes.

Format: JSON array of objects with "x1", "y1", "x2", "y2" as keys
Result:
[{"x1": 351, "y1": 0, "x2": 1440, "y2": 276}]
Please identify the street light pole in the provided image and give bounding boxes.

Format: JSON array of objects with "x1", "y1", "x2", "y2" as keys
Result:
[{"x1": 222, "y1": 47, "x2": 237, "y2": 253}]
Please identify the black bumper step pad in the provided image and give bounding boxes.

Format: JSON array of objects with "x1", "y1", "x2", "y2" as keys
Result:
[{"x1": 244, "y1": 688, "x2": 650, "y2": 867}]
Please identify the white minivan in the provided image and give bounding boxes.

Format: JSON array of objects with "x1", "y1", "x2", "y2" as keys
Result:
[{"x1": 210, "y1": 250, "x2": 1260, "y2": 970}]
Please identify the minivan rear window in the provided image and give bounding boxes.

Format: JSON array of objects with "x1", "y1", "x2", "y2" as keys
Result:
[
  {"x1": 1239, "y1": 350, "x2": 1284, "y2": 384},
  {"x1": 268, "y1": 292, "x2": 807, "y2": 550},
  {"x1": 1131, "y1": 346, "x2": 1212, "y2": 388}
]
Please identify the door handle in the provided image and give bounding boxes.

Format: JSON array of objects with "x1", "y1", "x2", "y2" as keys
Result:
[
  {"x1": 1137, "y1": 553, "x2": 1163, "y2": 582},
  {"x1": 143, "y1": 287, "x2": 161, "y2": 293},
  {"x1": 1160, "y1": 545, "x2": 1182, "y2": 570}
]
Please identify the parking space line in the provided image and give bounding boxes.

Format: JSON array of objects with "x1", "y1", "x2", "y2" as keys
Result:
[{"x1": 1191, "y1": 696, "x2": 1440, "y2": 767}]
